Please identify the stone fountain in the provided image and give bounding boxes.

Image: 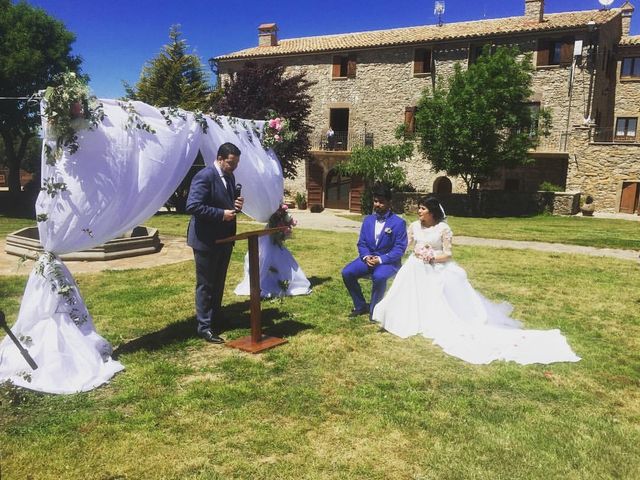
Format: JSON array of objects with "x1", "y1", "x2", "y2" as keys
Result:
[{"x1": 5, "y1": 226, "x2": 161, "y2": 261}]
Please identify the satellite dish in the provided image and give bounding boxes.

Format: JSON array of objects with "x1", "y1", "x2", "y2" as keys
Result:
[{"x1": 598, "y1": 0, "x2": 614, "y2": 9}]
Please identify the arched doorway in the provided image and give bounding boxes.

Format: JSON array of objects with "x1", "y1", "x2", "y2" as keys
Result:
[
  {"x1": 433, "y1": 176, "x2": 452, "y2": 195},
  {"x1": 325, "y1": 169, "x2": 351, "y2": 209}
]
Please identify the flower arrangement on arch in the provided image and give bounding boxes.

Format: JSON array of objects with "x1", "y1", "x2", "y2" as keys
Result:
[
  {"x1": 42, "y1": 72, "x2": 105, "y2": 163},
  {"x1": 261, "y1": 110, "x2": 296, "y2": 150},
  {"x1": 268, "y1": 204, "x2": 297, "y2": 248}
]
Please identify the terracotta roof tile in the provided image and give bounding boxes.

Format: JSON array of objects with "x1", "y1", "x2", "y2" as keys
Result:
[
  {"x1": 216, "y1": 9, "x2": 620, "y2": 60},
  {"x1": 619, "y1": 35, "x2": 640, "y2": 45}
]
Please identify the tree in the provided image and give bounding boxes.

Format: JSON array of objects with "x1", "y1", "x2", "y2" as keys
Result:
[
  {"x1": 0, "y1": 0, "x2": 82, "y2": 195},
  {"x1": 125, "y1": 25, "x2": 215, "y2": 112},
  {"x1": 214, "y1": 62, "x2": 314, "y2": 179},
  {"x1": 335, "y1": 140, "x2": 413, "y2": 214},
  {"x1": 125, "y1": 25, "x2": 216, "y2": 212},
  {"x1": 415, "y1": 46, "x2": 551, "y2": 194}
]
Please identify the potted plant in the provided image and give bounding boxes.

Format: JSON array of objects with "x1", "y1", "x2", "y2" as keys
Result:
[
  {"x1": 295, "y1": 191, "x2": 307, "y2": 210},
  {"x1": 581, "y1": 195, "x2": 595, "y2": 216}
]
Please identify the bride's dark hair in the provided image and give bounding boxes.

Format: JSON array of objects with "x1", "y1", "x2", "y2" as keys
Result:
[{"x1": 418, "y1": 196, "x2": 445, "y2": 223}]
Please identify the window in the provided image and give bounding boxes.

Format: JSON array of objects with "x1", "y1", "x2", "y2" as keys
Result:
[
  {"x1": 537, "y1": 37, "x2": 574, "y2": 66},
  {"x1": 621, "y1": 57, "x2": 640, "y2": 78},
  {"x1": 413, "y1": 48, "x2": 432, "y2": 75},
  {"x1": 332, "y1": 54, "x2": 356, "y2": 78},
  {"x1": 525, "y1": 102, "x2": 541, "y2": 137},
  {"x1": 615, "y1": 117, "x2": 637, "y2": 141},
  {"x1": 468, "y1": 43, "x2": 495, "y2": 65}
]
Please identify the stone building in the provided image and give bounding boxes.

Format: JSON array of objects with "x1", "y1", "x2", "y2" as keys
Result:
[{"x1": 216, "y1": 1, "x2": 640, "y2": 213}]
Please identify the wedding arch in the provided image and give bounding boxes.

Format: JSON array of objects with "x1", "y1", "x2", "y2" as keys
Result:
[{"x1": 0, "y1": 83, "x2": 308, "y2": 394}]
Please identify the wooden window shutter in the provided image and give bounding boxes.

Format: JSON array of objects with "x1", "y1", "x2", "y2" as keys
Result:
[
  {"x1": 559, "y1": 37, "x2": 574, "y2": 64},
  {"x1": 405, "y1": 106, "x2": 417, "y2": 133},
  {"x1": 414, "y1": 49, "x2": 424, "y2": 74},
  {"x1": 332, "y1": 56, "x2": 342, "y2": 78},
  {"x1": 347, "y1": 54, "x2": 357, "y2": 78},
  {"x1": 536, "y1": 39, "x2": 550, "y2": 66},
  {"x1": 414, "y1": 48, "x2": 432, "y2": 74}
]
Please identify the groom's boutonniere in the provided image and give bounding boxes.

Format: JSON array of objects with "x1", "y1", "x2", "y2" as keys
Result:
[{"x1": 384, "y1": 227, "x2": 392, "y2": 234}]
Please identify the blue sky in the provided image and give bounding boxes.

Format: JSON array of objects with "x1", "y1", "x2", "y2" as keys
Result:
[{"x1": 26, "y1": 0, "x2": 640, "y2": 99}]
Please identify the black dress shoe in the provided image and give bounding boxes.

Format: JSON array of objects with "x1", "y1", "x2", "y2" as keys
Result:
[
  {"x1": 199, "y1": 330, "x2": 225, "y2": 344},
  {"x1": 348, "y1": 306, "x2": 369, "y2": 318}
]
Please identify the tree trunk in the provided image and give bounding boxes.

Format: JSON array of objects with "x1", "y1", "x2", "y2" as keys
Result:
[{"x1": 2, "y1": 130, "x2": 33, "y2": 198}]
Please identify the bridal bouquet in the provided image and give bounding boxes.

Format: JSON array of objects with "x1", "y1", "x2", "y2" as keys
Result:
[
  {"x1": 268, "y1": 204, "x2": 297, "y2": 248},
  {"x1": 414, "y1": 244, "x2": 436, "y2": 264}
]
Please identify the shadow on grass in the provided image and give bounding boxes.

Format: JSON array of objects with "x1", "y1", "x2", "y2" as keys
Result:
[
  {"x1": 112, "y1": 317, "x2": 195, "y2": 358},
  {"x1": 307, "y1": 276, "x2": 332, "y2": 289},
  {"x1": 113, "y1": 300, "x2": 313, "y2": 358}
]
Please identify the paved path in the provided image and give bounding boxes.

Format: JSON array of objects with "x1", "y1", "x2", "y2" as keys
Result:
[{"x1": 1, "y1": 209, "x2": 637, "y2": 276}]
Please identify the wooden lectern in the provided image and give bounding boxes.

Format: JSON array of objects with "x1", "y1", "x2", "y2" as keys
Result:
[{"x1": 216, "y1": 226, "x2": 289, "y2": 353}]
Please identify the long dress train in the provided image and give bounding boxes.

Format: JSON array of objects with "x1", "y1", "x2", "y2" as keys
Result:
[{"x1": 371, "y1": 221, "x2": 580, "y2": 365}]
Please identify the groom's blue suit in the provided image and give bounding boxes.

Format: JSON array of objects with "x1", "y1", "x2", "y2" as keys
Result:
[{"x1": 342, "y1": 211, "x2": 407, "y2": 318}]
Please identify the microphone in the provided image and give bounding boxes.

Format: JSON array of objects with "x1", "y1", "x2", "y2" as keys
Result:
[{"x1": 234, "y1": 183, "x2": 242, "y2": 213}]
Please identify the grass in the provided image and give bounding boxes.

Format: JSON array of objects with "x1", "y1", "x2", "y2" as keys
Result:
[
  {"x1": 339, "y1": 213, "x2": 640, "y2": 250},
  {"x1": 0, "y1": 214, "x2": 34, "y2": 237},
  {"x1": 1, "y1": 213, "x2": 639, "y2": 479}
]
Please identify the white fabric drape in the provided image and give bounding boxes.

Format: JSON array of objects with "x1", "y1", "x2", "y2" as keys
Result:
[
  {"x1": 0, "y1": 100, "x2": 299, "y2": 394},
  {"x1": 234, "y1": 235, "x2": 312, "y2": 298}
]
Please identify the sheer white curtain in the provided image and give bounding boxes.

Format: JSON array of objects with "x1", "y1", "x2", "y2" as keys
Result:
[{"x1": 0, "y1": 101, "x2": 293, "y2": 394}]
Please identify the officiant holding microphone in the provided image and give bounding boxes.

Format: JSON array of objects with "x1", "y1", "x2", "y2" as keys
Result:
[{"x1": 186, "y1": 142, "x2": 244, "y2": 343}]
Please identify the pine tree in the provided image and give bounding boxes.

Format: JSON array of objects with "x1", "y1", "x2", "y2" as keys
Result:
[{"x1": 126, "y1": 25, "x2": 214, "y2": 112}]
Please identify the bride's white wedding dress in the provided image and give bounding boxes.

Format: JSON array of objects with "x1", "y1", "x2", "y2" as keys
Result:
[{"x1": 372, "y1": 221, "x2": 580, "y2": 365}]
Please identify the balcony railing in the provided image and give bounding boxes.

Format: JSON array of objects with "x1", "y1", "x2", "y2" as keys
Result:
[
  {"x1": 590, "y1": 127, "x2": 638, "y2": 143},
  {"x1": 311, "y1": 131, "x2": 374, "y2": 152}
]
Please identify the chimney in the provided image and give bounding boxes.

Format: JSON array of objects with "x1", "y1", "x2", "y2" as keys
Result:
[
  {"x1": 621, "y1": 2, "x2": 635, "y2": 37},
  {"x1": 524, "y1": 0, "x2": 544, "y2": 23},
  {"x1": 258, "y1": 23, "x2": 278, "y2": 47}
]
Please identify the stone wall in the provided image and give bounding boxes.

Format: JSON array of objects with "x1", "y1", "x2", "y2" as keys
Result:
[
  {"x1": 567, "y1": 127, "x2": 640, "y2": 211},
  {"x1": 218, "y1": 16, "x2": 634, "y2": 211},
  {"x1": 392, "y1": 190, "x2": 580, "y2": 216}
]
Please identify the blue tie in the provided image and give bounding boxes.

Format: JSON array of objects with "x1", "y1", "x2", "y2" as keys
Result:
[{"x1": 224, "y1": 175, "x2": 234, "y2": 202}]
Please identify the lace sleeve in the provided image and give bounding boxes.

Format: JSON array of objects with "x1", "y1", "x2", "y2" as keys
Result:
[
  {"x1": 441, "y1": 223, "x2": 453, "y2": 257},
  {"x1": 407, "y1": 223, "x2": 415, "y2": 253}
]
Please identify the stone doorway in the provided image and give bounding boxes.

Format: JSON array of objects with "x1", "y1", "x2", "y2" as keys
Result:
[
  {"x1": 325, "y1": 168, "x2": 351, "y2": 209},
  {"x1": 433, "y1": 176, "x2": 452, "y2": 195},
  {"x1": 619, "y1": 181, "x2": 640, "y2": 213}
]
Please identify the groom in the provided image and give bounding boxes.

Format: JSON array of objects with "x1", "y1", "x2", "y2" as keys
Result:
[{"x1": 342, "y1": 183, "x2": 407, "y2": 319}]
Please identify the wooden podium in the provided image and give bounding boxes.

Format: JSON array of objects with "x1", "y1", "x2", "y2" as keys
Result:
[{"x1": 216, "y1": 226, "x2": 289, "y2": 353}]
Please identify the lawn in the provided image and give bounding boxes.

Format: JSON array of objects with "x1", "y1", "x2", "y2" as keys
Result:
[
  {"x1": 338, "y1": 213, "x2": 640, "y2": 250},
  {"x1": 1, "y1": 214, "x2": 639, "y2": 479}
]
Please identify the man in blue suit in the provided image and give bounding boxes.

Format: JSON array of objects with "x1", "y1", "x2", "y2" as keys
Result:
[
  {"x1": 342, "y1": 183, "x2": 407, "y2": 319},
  {"x1": 186, "y1": 143, "x2": 244, "y2": 343}
]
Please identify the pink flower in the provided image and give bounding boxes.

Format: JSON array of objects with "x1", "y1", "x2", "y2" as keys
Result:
[
  {"x1": 269, "y1": 118, "x2": 278, "y2": 129},
  {"x1": 274, "y1": 134, "x2": 281, "y2": 142},
  {"x1": 281, "y1": 204, "x2": 288, "y2": 210}
]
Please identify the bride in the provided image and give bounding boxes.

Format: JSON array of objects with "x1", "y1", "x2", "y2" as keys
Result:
[{"x1": 371, "y1": 196, "x2": 580, "y2": 365}]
